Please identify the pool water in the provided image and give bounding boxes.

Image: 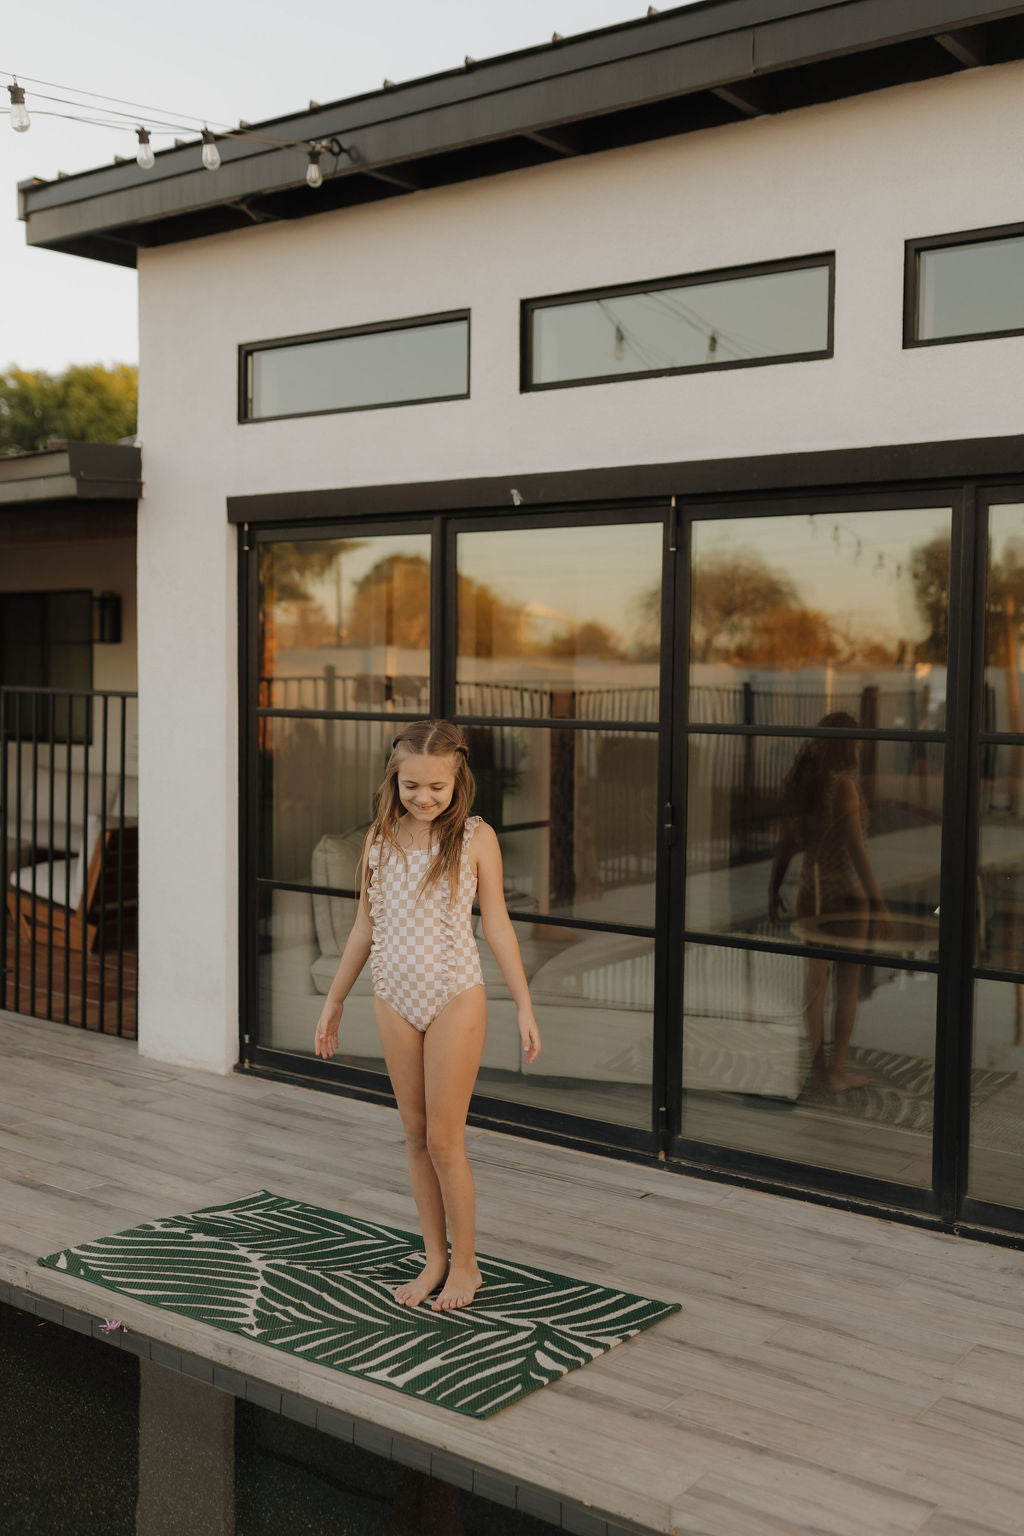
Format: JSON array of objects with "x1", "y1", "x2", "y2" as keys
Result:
[{"x1": 0, "y1": 1303, "x2": 557, "y2": 1535}]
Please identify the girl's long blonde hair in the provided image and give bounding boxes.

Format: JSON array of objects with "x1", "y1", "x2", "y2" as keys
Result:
[{"x1": 363, "y1": 719, "x2": 476, "y2": 908}]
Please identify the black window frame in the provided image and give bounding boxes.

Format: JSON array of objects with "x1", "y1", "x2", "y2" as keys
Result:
[
  {"x1": 904, "y1": 220, "x2": 1024, "y2": 350},
  {"x1": 520, "y1": 252, "x2": 835, "y2": 393},
  {"x1": 238, "y1": 309, "x2": 472, "y2": 424},
  {"x1": 0, "y1": 587, "x2": 94, "y2": 742}
]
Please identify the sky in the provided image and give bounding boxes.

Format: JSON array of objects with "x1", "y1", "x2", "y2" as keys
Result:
[{"x1": 1, "y1": 0, "x2": 672, "y2": 374}]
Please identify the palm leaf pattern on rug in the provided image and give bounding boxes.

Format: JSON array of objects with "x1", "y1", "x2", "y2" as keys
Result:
[{"x1": 39, "y1": 1190, "x2": 680, "y2": 1417}]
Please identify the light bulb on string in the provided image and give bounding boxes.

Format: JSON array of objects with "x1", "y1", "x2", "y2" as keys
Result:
[
  {"x1": 7, "y1": 81, "x2": 30, "y2": 132},
  {"x1": 200, "y1": 128, "x2": 220, "y2": 170},
  {"x1": 306, "y1": 148, "x2": 323, "y2": 189},
  {"x1": 135, "y1": 126, "x2": 155, "y2": 170}
]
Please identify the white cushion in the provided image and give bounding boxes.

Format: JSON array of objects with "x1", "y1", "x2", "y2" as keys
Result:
[
  {"x1": 8, "y1": 813, "x2": 100, "y2": 908},
  {"x1": 10, "y1": 857, "x2": 74, "y2": 906},
  {"x1": 310, "y1": 826, "x2": 369, "y2": 956}
]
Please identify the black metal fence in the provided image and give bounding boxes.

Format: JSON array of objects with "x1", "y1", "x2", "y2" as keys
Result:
[{"x1": 1, "y1": 687, "x2": 138, "y2": 1035}]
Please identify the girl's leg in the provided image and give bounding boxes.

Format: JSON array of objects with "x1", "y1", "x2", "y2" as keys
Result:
[
  {"x1": 802, "y1": 956, "x2": 830, "y2": 1088},
  {"x1": 422, "y1": 985, "x2": 487, "y2": 1311},
  {"x1": 373, "y1": 996, "x2": 449, "y2": 1307},
  {"x1": 831, "y1": 961, "x2": 870, "y2": 1091},
  {"x1": 830, "y1": 905, "x2": 870, "y2": 1091}
]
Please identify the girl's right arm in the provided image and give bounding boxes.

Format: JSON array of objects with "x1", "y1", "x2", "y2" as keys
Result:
[
  {"x1": 314, "y1": 837, "x2": 374, "y2": 1059},
  {"x1": 836, "y1": 777, "x2": 892, "y2": 936},
  {"x1": 769, "y1": 823, "x2": 798, "y2": 922}
]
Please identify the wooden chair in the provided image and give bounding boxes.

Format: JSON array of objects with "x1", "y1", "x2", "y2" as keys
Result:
[{"x1": 6, "y1": 822, "x2": 138, "y2": 953}]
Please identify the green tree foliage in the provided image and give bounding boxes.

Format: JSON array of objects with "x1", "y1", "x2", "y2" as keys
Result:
[{"x1": 0, "y1": 363, "x2": 137, "y2": 454}]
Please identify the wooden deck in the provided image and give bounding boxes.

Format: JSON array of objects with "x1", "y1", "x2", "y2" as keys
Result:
[
  {"x1": 2, "y1": 1012, "x2": 1024, "y2": 1536},
  {"x1": 2, "y1": 930, "x2": 136, "y2": 1037}
]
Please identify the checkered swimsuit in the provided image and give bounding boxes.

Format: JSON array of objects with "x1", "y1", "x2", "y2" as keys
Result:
[{"x1": 367, "y1": 816, "x2": 485, "y2": 1031}]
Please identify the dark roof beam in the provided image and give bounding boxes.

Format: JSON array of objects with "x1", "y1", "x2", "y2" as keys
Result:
[
  {"x1": 523, "y1": 124, "x2": 584, "y2": 155},
  {"x1": 226, "y1": 198, "x2": 281, "y2": 225},
  {"x1": 935, "y1": 26, "x2": 989, "y2": 65},
  {"x1": 710, "y1": 80, "x2": 769, "y2": 116},
  {"x1": 360, "y1": 165, "x2": 421, "y2": 191}
]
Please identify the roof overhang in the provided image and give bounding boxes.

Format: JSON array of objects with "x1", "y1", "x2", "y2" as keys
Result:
[
  {"x1": 18, "y1": 0, "x2": 1024, "y2": 268},
  {"x1": 0, "y1": 444, "x2": 141, "y2": 545}
]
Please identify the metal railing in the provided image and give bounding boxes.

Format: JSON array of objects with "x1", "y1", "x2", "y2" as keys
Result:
[{"x1": 1, "y1": 687, "x2": 138, "y2": 1036}]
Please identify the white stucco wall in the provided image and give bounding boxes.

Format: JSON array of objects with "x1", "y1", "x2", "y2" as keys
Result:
[{"x1": 136, "y1": 60, "x2": 1024, "y2": 1070}]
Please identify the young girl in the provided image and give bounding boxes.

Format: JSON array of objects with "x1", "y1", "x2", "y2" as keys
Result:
[{"x1": 313, "y1": 719, "x2": 541, "y2": 1312}]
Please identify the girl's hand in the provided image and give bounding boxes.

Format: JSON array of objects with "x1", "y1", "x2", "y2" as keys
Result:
[
  {"x1": 314, "y1": 1004, "x2": 342, "y2": 1059},
  {"x1": 518, "y1": 1009, "x2": 541, "y2": 1066}
]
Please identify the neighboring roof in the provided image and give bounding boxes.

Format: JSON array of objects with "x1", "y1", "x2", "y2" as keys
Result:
[
  {"x1": 0, "y1": 443, "x2": 142, "y2": 506},
  {"x1": 18, "y1": 0, "x2": 1024, "y2": 267}
]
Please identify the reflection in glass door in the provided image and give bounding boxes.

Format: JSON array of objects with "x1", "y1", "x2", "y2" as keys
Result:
[
  {"x1": 969, "y1": 498, "x2": 1024, "y2": 1220},
  {"x1": 676, "y1": 500, "x2": 955, "y2": 1200},
  {"x1": 254, "y1": 528, "x2": 434, "y2": 1069},
  {"x1": 248, "y1": 513, "x2": 667, "y2": 1152},
  {"x1": 455, "y1": 520, "x2": 664, "y2": 1137},
  {"x1": 244, "y1": 489, "x2": 1023, "y2": 1232}
]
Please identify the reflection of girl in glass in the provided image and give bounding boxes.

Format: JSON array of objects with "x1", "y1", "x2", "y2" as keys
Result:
[{"x1": 769, "y1": 714, "x2": 890, "y2": 1092}]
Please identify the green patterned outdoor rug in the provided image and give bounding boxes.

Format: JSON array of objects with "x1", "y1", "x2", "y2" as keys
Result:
[{"x1": 38, "y1": 1190, "x2": 680, "y2": 1418}]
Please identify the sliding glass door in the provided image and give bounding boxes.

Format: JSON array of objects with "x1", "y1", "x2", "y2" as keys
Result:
[
  {"x1": 671, "y1": 494, "x2": 963, "y2": 1213},
  {"x1": 964, "y1": 492, "x2": 1024, "y2": 1228},
  {"x1": 243, "y1": 486, "x2": 1024, "y2": 1234},
  {"x1": 451, "y1": 517, "x2": 665, "y2": 1143}
]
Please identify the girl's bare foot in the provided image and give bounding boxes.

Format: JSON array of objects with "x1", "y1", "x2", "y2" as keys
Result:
[
  {"x1": 431, "y1": 1262, "x2": 483, "y2": 1312},
  {"x1": 394, "y1": 1255, "x2": 448, "y2": 1307},
  {"x1": 829, "y1": 1070, "x2": 871, "y2": 1092}
]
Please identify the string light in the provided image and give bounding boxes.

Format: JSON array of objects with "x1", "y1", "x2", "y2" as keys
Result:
[
  {"x1": 7, "y1": 80, "x2": 30, "y2": 132},
  {"x1": 135, "y1": 126, "x2": 154, "y2": 170},
  {"x1": 200, "y1": 128, "x2": 221, "y2": 171},
  {"x1": 2, "y1": 68, "x2": 354, "y2": 188}
]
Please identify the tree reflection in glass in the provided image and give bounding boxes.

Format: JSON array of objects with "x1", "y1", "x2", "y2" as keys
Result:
[
  {"x1": 689, "y1": 508, "x2": 952, "y2": 728},
  {"x1": 258, "y1": 537, "x2": 432, "y2": 713},
  {"x1": 457, "y1": 524, "x2": 662, "y2": 720}
]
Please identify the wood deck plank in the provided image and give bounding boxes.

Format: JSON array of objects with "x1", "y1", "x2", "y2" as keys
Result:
[{"x1": 3, "y1": 1011, "x2": 1024, "y2": 1536}]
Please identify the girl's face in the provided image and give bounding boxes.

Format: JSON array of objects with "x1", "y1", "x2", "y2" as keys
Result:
[{"x1": 396, "y1": 752, "x2": 457, "y2": 824}]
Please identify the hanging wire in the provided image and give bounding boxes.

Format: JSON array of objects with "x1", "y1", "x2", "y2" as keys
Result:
[
  {"x1": 0, "y1": 66, "x2": 240, "y2": 131},
  {"x1": 1, "y1": 66, "x2": 351, "y2": 157}
]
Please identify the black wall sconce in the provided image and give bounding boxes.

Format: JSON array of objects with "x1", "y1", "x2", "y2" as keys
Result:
[{"x1": 93, "y1": 592, "x2": 122, "y2": 645}]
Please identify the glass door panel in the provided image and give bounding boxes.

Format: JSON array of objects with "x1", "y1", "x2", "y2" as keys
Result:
[
  {"x1": 464, "y1": 724, "x2": 658, "y2": 926},
  {"x1": 970, "y1": 502, "x2": 1024, "y2": 1212},
  {"x1": 685, "y1": 734, "x2": 943, "y2": 961},
  {"x1": 456, "y1": 522, "x2": 662, "y2": 718},
  {"x1": 255, "y1": 528, "x2": 432, "y2": 1059},
  {"x1": 689, "y1": 506, "x2": 951, "y2": 726},
  {"x1": 456, "y1": 519, "x2": 663, "y2": 1138},
  {"x1": 476, "y1": 921, "x2": 654, "y2": 1130},
  {"x1": 970, "y1": 978, "x2": 1024, "y2": 1211},
  {"x1": 682, "y1": 942, "x2": 937, "y2": 1186},
  {"x1": 259, "y1": 533, "x2": 432, "y2": 709},
  {"x1": 680, "y1": 502, "x2": 953, "y2": 1194}
]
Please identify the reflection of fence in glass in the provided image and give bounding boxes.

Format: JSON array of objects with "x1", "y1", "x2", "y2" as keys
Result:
[
  {"x1": 261, "y1": 669, "x2": 430, "y2": 713},
  {"x1": 590, "y1": 733, "x2": 657, "y2": 888},
  {"x1": 477, "y1": 727, "x2": 657, "y2": 901},
  {"x1": 690, "y1": 680, "x2": 937, "y2": 730},
  {"x1": 455, "y1": 681, "x2": 659, "y2": 721}
]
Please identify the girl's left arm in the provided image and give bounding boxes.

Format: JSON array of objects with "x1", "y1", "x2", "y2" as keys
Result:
[{"x1": 473, "y1": 822, "x2": 541, "y2": 1065}]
